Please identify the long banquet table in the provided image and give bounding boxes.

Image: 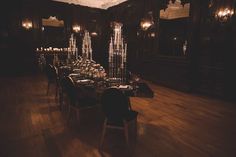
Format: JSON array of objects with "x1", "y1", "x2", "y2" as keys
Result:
[{"x1": 57, "y1": 64, "x2": 154, "y2": 99}]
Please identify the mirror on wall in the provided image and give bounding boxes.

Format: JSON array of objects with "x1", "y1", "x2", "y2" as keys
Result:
[
  {"x1": 158, "y1": 0, "x2": 190, "y2": 57},
  {"x1": 41, "y1": 16, "x2": 67, "y2": 47}
]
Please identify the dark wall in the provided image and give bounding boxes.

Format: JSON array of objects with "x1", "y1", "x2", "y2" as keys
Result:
[
  {"x1": 0, "y1": 0, "x2": 107, "y2": 75},
  {"x1": 1, "y1": 0, "x2": 235, "y2": 101},
  {"x1": 107, "y1": 0, "x2": 236, "y2": 101},
  {"x1": 107, "y1": 0, "x2": 190, "y2": 91},
  {"x1": 195, "y1": 1, "x2": 236, "y2": 100},
  {"x1": 0, "y1": 1, "x2": 35, "y2": 75}
]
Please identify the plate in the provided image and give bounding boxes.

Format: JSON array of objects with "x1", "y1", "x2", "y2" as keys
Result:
[
  {"x1": 69, "y1": 73, "x2": 79, "y2": 77},
  {"x1": 76, "y1": 79, "x2": 91, "y2": 84}
]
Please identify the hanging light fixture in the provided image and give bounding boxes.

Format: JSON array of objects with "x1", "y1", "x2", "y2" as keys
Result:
[{"x1": 140, "y1": 11, "x2": 154, "y2": 30}]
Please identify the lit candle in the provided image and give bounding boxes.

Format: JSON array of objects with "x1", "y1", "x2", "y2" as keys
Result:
[{"x1": 124, "y1": 43, "x2": 127, "y2": 62}]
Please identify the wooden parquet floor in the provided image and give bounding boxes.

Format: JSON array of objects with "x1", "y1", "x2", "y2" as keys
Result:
[{"x1": 0, "y1": 73, "x2": 235, "y2": 157}]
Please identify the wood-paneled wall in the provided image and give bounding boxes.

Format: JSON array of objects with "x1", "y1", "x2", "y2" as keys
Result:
[
  {"x1": 0, "y1": 0, "x2": 235, "y2": 101},
  {"x1": 0, "y1": 0, "x2": 107, "y2": 74},
  {"x1": 107, "y1": 0, "x2": 236, "y2": 101}
]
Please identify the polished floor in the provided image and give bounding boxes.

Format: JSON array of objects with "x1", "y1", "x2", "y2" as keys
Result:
[{"x1": 0, "y1": 73, "x2": 235, "y2": 157}]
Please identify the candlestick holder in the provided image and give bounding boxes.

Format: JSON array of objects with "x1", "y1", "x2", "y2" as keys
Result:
[{"x1": 108, "y1": 22, "x2": 127, "y2": 84}]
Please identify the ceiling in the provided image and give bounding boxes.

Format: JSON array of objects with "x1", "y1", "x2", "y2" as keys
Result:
[{"x1": 53, "y1": 0, "x2": 128, "y2": 9}]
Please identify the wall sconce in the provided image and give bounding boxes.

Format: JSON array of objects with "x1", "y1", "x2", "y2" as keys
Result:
[
  {"x1": 140, "y1": 21, "x2": 153, "y2": 30},
  {"x1": 22, "y1": 19, "x2": 32, "y2": 29},
  {"x1": 140, "y1": 12, "x2": 154, "y2": 30},
  {"x1": 72, "y1": 25, "x2": 81, "y2": 33},
  {"x1": 215, "y1": 7, "x2": 234, "y2": 22}
]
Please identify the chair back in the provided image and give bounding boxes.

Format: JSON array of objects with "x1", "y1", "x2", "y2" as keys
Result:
[
  {"x1": 61, "y1": 76, "x2": 77, "y2": 105},
  {"x1": 45, "y1": 64, "x2": 57, "y2": 82},
  {"x1": 77, "y1": 85, "x2": 97, "y2": 106},
  {"x1": 101, "y1": 88, "x2": 130, "y2": 122}
]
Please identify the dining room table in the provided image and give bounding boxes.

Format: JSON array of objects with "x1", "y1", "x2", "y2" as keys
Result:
[{"x1": 57, "y1": 60, "x2": 154, "y2": 107}]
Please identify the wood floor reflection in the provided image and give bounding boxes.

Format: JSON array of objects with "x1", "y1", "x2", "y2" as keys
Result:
[{"x1": 0, "y1": 73, "x2": 235, "y2": 157}]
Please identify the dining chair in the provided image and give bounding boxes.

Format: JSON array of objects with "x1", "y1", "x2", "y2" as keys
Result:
[
  {"x1": 99, "y1": 87, "x2": 138, "y2": 149},
  {"x1": 64, "y1": 76, "x2": 97, "y2": 125},
  {"x1": 45, "y1": 64, "x2": 59, "y2": 98},
  {"x1": 58, "y1": 76, "x2": 70, "y2": 112}
]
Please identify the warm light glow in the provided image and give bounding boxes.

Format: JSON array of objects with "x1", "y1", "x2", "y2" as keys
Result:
[
  {"x1": 22, "y1": 20, "x2": 32, "y2": 29},
  {"x1": 150, "y1": 32, "x2": 155, "y2": 37},
  {"x1": 140, "y1": 12, "x2": 154, "y2": 31},
  {"x1": 72, "y1": 25, "x2": 81, "y2": 33},
  {"x1": 215, "y1": 8, "x2": 234, "y2": 22},
  {"x1": 91, "y1": 32, "x2": 98, "y2": 36},
  {"x1": 141, "y1": 22, "x2": 152, "y2": 30}
]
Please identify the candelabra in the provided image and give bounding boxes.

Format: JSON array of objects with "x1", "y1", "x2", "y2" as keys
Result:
[
  {"x1": 82, "y1": 30, "x2": 93, "y2": 60},
  {"x1": 108, "y1": 22, "x2": 127, "y2": 84},
  {"x1": 68, "y1": 33, "x2": 78, "y2": 61}
]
